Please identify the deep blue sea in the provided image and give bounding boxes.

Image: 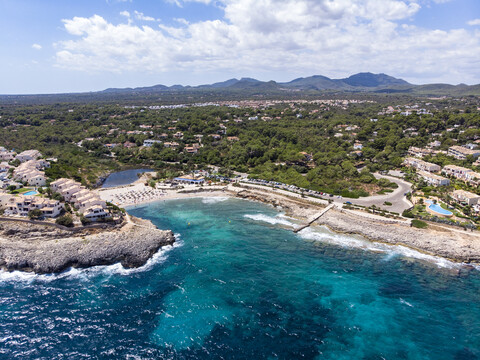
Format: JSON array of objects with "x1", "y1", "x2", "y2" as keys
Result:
[
  {"x1": 102, "y1": 168, "x2": 154, "y2": 188},
  {"x1": 1, "y1": 197, "x2": 480, "y2": 359}
]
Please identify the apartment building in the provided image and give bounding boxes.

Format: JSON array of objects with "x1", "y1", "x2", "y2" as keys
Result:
[
  {"x1": 403, "y1": 158, "x2": 441, "y2": 172},
  {"x1": 417, "y1": 171, "x2": 450, "y2": 186},
  {"x1": 448, "y1": 146, "x2": 480, "y2": 160}
]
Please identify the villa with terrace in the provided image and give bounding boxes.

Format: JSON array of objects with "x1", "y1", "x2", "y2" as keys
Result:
[
  {"x1": 50, "y1": 178, "x2": 109, "y2": 221},
  {"x1": 0, "y1": 193, "x2": 63, "y2": 218}
]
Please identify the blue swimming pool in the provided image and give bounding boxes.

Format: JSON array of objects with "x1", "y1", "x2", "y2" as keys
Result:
[
  {"x1": 23, "y1": 190, "x2": 38, "y2": 196},
  {"x1": 426, "y1": 200, "x2": 453, "y2": 216}
]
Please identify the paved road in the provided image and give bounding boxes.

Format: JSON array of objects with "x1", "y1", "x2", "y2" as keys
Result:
[
  {"x1": 241, "y1": 173, "x2": 413, "y2": 214},
  {"x1": 348, "y1": 174, "x2": 413, "y2": 213}
]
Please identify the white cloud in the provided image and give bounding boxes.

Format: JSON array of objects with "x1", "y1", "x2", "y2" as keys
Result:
[
  {"x1": 134, "y1": 11, "x2": 156, "y2": 21},
  {"x1": 120, "y1": 11, "x2": 130, "y2": 18},
  {"x1": 468, "y1": 19, "x2": 480, "y2": 26},
  {"x1": 32, "y1": 43, "x2": 42, "y2": 50},
  {"x1": 166, "y1": 0, "x2": 213, "y2": 6},
  {"x1": 55, "y1": 0, "x2": 480, "y2": 83}
]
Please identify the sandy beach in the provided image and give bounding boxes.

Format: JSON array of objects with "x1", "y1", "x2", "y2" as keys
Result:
[{"x1": 98, "y1": 180, "x2": 480, "y2": 265}]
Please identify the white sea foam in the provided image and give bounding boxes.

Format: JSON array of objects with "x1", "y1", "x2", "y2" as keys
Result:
[
  {"x1": 244, "y1": 213, "x2": 296, "y2": 227},
  {"x1": 297, "y1": 226, "x2": 467, "y2": 270},
  {"x1": 0, "y1": 237, "x2": 183, "y2": 284},
  {"x1": 201, "y1": 197, "x2": 229, "y2": 204}
]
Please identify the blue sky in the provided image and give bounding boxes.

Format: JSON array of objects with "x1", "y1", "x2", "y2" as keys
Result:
[{"x1": 1, "y1": 0, "x2": 480, "y2": 94}]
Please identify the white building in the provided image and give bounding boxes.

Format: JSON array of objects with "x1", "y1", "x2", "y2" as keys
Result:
[
  {"x1": 0, "y1": 194, "x2": 63, "y2": 218},
  {"x1": 442, "y1": 165, "x2": 473, "y2": 180},
  {"x1": 50, "y1": 178, "x2": 107, "y2": 217},
  {"x1": 448, "y1": 146, "x2": 480, "y2": 160},
  {"x1": 0, "y1": 150, "x2": 15, "y2": 161},
  {"x1": 404, "y1": 158, "x2": 441, "y2": 173},
  {"x1": 452, "y1": 190, "x2": 480, "y2": 206},
  {"x1": 15, "y1": 150, "x2": 42, "y2": 163},
  {"x1": 143, "y1": 139, "x2": 162, "y2": 147},
  {"x1": 418, "y1": 171, "x2": 450, "y2": 186}
]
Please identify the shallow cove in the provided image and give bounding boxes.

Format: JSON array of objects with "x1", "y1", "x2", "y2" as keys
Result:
[
  {"x1": 101, "y1": 168, "x2": 154, "y2": 188},
  {"x1": 0, "y1": 197, "x2": 479, "y2": 359}
]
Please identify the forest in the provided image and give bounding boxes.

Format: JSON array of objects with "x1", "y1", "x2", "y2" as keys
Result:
[{"x1": 1, "y1": 94, "x2": 479, "y2": 198}]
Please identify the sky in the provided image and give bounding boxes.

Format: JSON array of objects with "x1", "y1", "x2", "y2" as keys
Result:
[{"x1": 1, "y1": 0, "x2": 480, "y2": 94}]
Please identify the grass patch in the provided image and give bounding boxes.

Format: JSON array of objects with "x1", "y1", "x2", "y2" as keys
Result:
[
  {"x1": 411, "y1": 219, "x2": 428, "y2": 229},
  {"x1": 383, "y1": 201, "x2": 392, "y2": 206},
  {"x1": 10, "y1": 188, "x2": 33, "y2": 194}
]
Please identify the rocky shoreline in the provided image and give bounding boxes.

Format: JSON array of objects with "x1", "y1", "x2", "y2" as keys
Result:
[
  {"x1": 232, "y1": 188, "x2": 480, "y2": 264},
  {"x1": 0, "y1": 216, "x2": 175, "y2": 274}
]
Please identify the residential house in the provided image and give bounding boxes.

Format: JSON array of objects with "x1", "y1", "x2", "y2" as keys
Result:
[
  {"x1": 143, "y1": 139, "x2": 162, "y2": 147},
  {"x1": 184, "y1": 146, "x2": 198, "y2": 154},
  {"x1": 173, "y1": 132, "x2": 184, "y2": 139},
  {"x1": 13, "y1": 160, "x2": 47, "y2": 186},
  {"x1": 448, "y1": 146, "x2": 480, "y2": 160},
  {"x1": 407, "y1": 147, "x2": 435, "y2": 158},
  {"x1": 0, "y1": 150, "x2": 15, "y2": 161},
  {"x1": 403, "y1": 158, "x2": 441, "y2": 173},
  {"x1": 83, "y1": 205, "x2": 109, "y2": 221},
  {"x1": 417, "y1": 171, "x2": 450, "y2": 186},
  {"x1": 0, "y1": 194, "x2": 63, "y2": 218},
  {"x1": 465, "y1": 172, "x2": 480, "y2": 186},
  {"x1": 452, "y1": 190, "x2": 480, "y2": 206},
  {"x1": 164, "y1": 142, "x2": 180, "y2": 149},
  {"x1": 15, "y1": 150, "x2": 42, "y2": 162},
  {"x1": 442, "y1": 165, "x2": 472, "y2": 180}
]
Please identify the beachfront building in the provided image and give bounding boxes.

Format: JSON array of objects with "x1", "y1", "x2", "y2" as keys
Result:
[
  {"x1": 143, "y1": 139, "x2": 162, "y2": 147},
  {"x1": 452, "y1": 190, "x2": 480, "y2": 206},
  {"x1": 417, "y1": 171, "x2": 450, "y2": 186},
  {"x1": 50, "y1": 178, "x2": 108, "y2": 218},
  {"x1": 403, "y1": 158, "x2": 441, "y2": 173},
  {"x1": 0, "y1": 194, "x2": 63, "y2": 218},
  {"x1": 448, "y1": 146, "x2": 480, "y2": 160},
  {"x1": 173, "y1": 174, "x2": 205, "y2": 185},
  {"x1": 15, "y1": 150, "x2": 42, "y2": 163},
  {"x1": 83, "y1": 205, "x2": 109, "y2": 221}
]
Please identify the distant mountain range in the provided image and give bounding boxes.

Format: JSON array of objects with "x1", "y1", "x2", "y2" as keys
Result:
[{"x1": 101, "y1": 72, "x2": 480, "y2": 96}]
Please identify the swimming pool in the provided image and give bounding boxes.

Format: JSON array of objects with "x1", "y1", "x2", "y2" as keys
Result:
[
  {"x1": 23, "y1": 190, "x2": 38, "y2": 196},
  {"x1": 426, "y1": 200, "x2": 453, "y2": 217}
]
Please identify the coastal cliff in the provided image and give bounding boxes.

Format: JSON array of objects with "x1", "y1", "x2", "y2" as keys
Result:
[{"x1": 0, "y1": 216, "x2": 175, "y2": 274}]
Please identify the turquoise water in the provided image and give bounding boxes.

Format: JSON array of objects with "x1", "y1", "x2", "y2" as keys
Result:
[
  {"x1": 1, "y1": 197, "x2": 480, "y2": 359},
  {"x1": 23, "y1": 190, "x2": 38, "y2": 196},
  {"x1": 426, "y1": 200, "x2": 453, "y2": 216},
  {"x1": 102, "y1": 168, "x2": 154, "y2": 188}
]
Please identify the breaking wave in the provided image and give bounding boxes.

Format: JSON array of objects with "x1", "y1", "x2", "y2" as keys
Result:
[
  {"x1": 244, "y1": 213, "x2": 296, "y2": 227},
  {"x1": 0, "y1": 237, "x2": 183, "y2": 284},
  {"x1": 297, "y1": 226, "x2": 467, "y2": 269},
  {"x1": 201, "y1": 197, "x2": 230, "y2": 204}
]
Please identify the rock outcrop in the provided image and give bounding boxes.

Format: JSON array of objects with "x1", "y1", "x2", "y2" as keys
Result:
[{"x1": 0, "y1": 217, "x2": 175, "y2": 274}]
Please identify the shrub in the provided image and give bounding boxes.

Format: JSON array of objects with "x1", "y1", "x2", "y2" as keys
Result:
[
  {"x1": 411, "y1": 219, "x2": 428, "y2": 229},
  {"x1": 384, "y1": 201, "x2": 392, "y2": 206},
  {"x1": 28, "y1": 209, "x2": 43, "y2": 220},
  {"x1": 402, "y1": 209, "x2": 414, "y2": 218},
  {"x1": 56, "y1": 215, "x2": 74, "y2": 227},
  {"x1": 80, "y1": 216, "x2": 91, "y2": 226}
]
